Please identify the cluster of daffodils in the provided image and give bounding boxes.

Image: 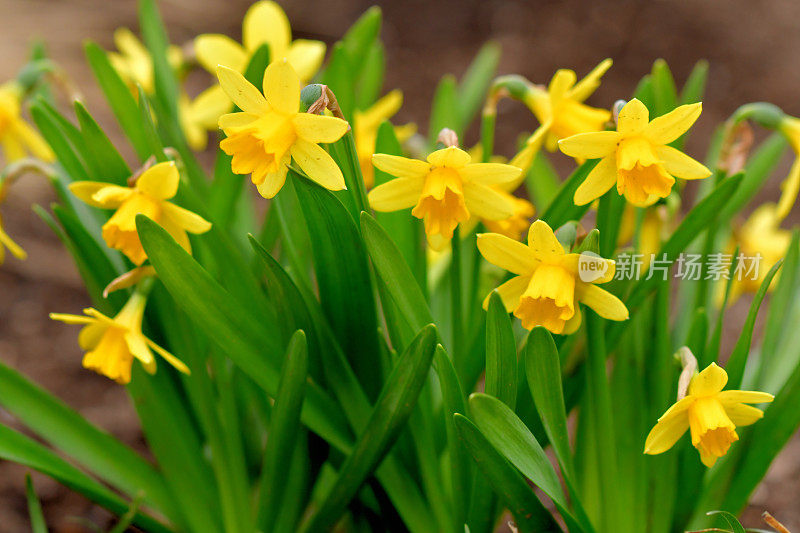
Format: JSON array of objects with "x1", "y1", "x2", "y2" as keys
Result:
[{"x1": 3, "y1": 3, "x2": 800, "y2": 532}]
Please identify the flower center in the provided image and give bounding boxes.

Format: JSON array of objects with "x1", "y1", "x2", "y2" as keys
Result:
[
  {"x1": 688, "y1": 397, "x2": 739, "y2": 460},
  {"x1": 411, "y1": 167, "x2": 469, "y2": 239},
  {"x1": 220, "y1": 112, "x2": 296, "y2": 185},
  {"x1": 616, "y1": 138, "x2": 674, "y2": 204},
  {"x1": 513, "y1": 263, "x2": 575, "y2": 333}
]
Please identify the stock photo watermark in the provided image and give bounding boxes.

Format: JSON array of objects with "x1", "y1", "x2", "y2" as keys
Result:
[{"x1": 578, "y1": 252, "x2": 764, "y2": 282}]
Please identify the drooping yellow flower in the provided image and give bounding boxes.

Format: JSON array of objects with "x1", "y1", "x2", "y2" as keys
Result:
[
  {"x1": 217, "y1": 61, "x2": 349, "y2": 198},
  {"x1": 477, "y1": 219, "x2": 628, "y2": 334},
  {"x1": 368, "y1": 146, "x2": 520, "y2": 250},
  {"x1": 108, "y1": 28, "x2": 183, "y2": 95},
  {"x1": 523, "y1": 59, "x2": 613, "y2": 152},
  {"x1": 559, "y1": 99, "x2": 712, "y2": 206},
  {"x1": 0, "y1": 83, "x2": 54, "y2": 163},
  {"x1": 728, "y1": 203, "x2": 790, "y2": 300},
  {"x1": 354, "y1": 90, "x2": 416, "y2": 188},
  {"x1": 195, "y1": 0, "x2": 325, "y2": 83},
  {"x1": 775, "y1": 116, "x2": 800, "y2": 220},
  {"x1": 645, "y1": 363, "x2": 773, "y2": 467},
  {"x1": 51, "y1": 292, "x2": 189, "y2": 384},
  {"x1": 69, "y1": 161, "x2": 212, "y2": 265}
]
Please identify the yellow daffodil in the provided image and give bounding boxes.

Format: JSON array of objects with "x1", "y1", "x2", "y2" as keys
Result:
[
  {"x1": 477, "y1": 219, "x2": 628, "y2": 334},
  {"x1": 354, "y1": 90, "x2": 416, "y2": 188},
  {"x1": 0, "y1": 213, "x2": 26, "y2": 264},
  {"x1": 775, "y1": 116, "x2": 800, "y2": 219},
  {"x1": 0, "y1": 83, "x2": 54, "y2": 163},
  {"x1": 559, "y1": 99, "x2": 712, "y2": 206},
  {"x1": 108, "y1": 28, "x2": 183, "y2": 95},
  {"x1": 728, "y1": 203, "x2": 790, "y2": 300},
  {"x1": 69, "y1": 161, "x2": 212, "y2": 265},
  {"x1": 217, "y1": 61, "x2": 349, "y2": 198},
  {"x1": 51, "y1": 292, "x2": 189, "y2": 384},
  {"x1": 645, "y1": 363, "x2": 773, "y2": 467},
  {"x1": 368, "y1": 146, "x2": 520, "y2": 250},
  {"x1": 524, "y1": 59, "x2": 613, "y2": 152},
  {"x1": 195, "y1": 0, "x2": 325, "y2": 83},
  {"x1": 179, "y1": 88, "x2": 233, "y2": 151},
  {"x1": 483, "y1": 195, "x2": 535, "y2": 241}
]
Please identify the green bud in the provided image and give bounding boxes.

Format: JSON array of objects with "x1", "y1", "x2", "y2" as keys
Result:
[
  {"x1": 555, "y1": 221, "x2": 578, "y2": 250},
  {"x1": 574, "y1": 228, "x2": 600, "y2": 255},
  {"x1": 300, "y1": 84, "x2": 324, "y2": 112}
]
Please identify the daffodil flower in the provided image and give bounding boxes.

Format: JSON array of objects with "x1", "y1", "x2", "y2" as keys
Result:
[
  {"x1": 775, "y1": 116, "x2": 800, "y2": 219},
  {"x1": 559, "y1": 99, "x2": 712, "y2": 206},
  {"x1": 524, "y1": 59, "x2": 613, "y2": 152},
  {"x1": 216, "y1": 61, "x2": 349, "y2": 198},
  {"x1": 645, "y1": 363, "x2": 773, "y2": 467},
  {"x1": 195, "y1": 0, "x2": 325, "y2": 83},
  {"x1": 108, "y1": 28, "x2": 183, "y2": 95},
  {"x1": 728, "y1": 203, "x2": 790, "y2": 301},
  {"x1": 0, "y1": 83, "x2": 54, "y2": 163},
  {"x1": 179, "y1": 89, "x2": 233, "y2": 151},
  {"x1": 368, "y1": 146, "x2": 520, "y2": 250},
  {"x1": 51, "y1": 292, "x2": 189, "y2": 384},
  {"x1": 354, "y1": 90, "x2": 415, "y2": 188},
  {"x1": 69, "y1": 161, "x2": 212, "y2": 265},
  {"x1": 477, "y1": 219, "x2": 628, "y2": 334}
]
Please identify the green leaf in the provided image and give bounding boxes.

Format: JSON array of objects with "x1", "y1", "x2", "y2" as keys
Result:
[
  {"x1": 541, "y1": 160, "x2": 597, "y2": 229},
  {"x1": 650, "y1": 59, "x2": 678, "y2": 117},
  {"x1": 429, "y1": 74, "x2": 459, "y2": 144},
  {"x1": 341, "y1": 6, "x2": 382, "y2": 75},
  {"x1": 361, "y1": 212, "x2": 434, "y2": 339},
  {"x1": 355, "y1": 41, "x2": 385, "y2": 110},
  {"x1": 525, "y1": 152, "x2": 561, "y2": 211},
  {"x1": 29, "y1": 101, "x2": 89, "y2": 182},
  {"x1": 454, "y1": 414, "x2": 561, "y2": 533},
  {"x1": 84, "y1": 41, "x2": 150, "y2": 160},
  {"x1": 0, "y1": 424, "x2": 170, "y2": 533},
  {"x1": 680, "y1": 60, "x2": 709, "y2": 105},
  {"x1": 300, "y1": 324, "x2": 438, "y2": 532},
  {"x1": 25, "y1": 474, "x2": 47, "y2": 533},
  {"x1": 258, "y1": 330, "x2": 309, "y2": 533},
  {"x1": 137, "y1": 85, "x2": 167, "y2": 160},
  {"x1": 321, "y1": 43, "x2": 355, "y2": 119},
  {"x1": 73, "y1": 101, "x2": 131, "y2": 184},
  {"x1": 725, "y1": 259, "x2": 782, "y2": 389},
  {"x1": 139, "y1": 0, "x2": 180, "y2": 122},
  {"x1": 293, "y1": 174, "x2": 381, "y2": 398},
  {"x1": 706, "y1": 511, "x2": 746, "y2": 533},
  {"x1": 457, "y1": 42, "x2": 501, "y2": 132},
  {"x1": 485, "y1": 291, "x2": 517, "y2": 408},
  {"x1": 136, "y1": 215, "x2": 352, "y2": 453}
]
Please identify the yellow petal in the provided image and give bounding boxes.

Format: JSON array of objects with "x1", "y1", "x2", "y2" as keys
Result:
[
  {"x1": 372, "y1": 154, "x2": 431, "y2": 179},
  {"x1": 136, "y1": 161, "x2": 179, "y2": 200},
  {"x1": 290, "y1": 138, "x2": 345, "y2": 191},
  {"x1": 219, "y1": 111, "x2": 259, "y2": 130},
  {"x1": 644, "y1": 102, "x2": 702, "y2": 145},
  {"x1": 717, "y1": 390, "x2": 774, "y2": 405},
  {"x1": 146, "y1": 337, "x2": 191, "y2": 375},
  {"x1": 567, "y1": 58, "x2": 612, "y2": 103},
  {"x1": 286, "y1": 40, "x2": 326, "y2": 82},
  {"x1": 262, "y1": 59, "x2": 300, "y2": 115},
  {"x1": 644, "y1": 398, "x2": 694, "y2": 454},
  {"x1": 573, "y1": 155, "x2": 618, "y2": 206},
  {"x1": 243, "y1": 0, "x2": 291, "y2": 56},
  {"x1": 687, "y1": 363, "x2": 728, "y2": 397},
  {"x1": 0, "y1": 226, "x2": 26, "y2": 261},
  {"x1": 49, "y1": 312, "x2": 96, "y2": 325},
  {"x1": 562, "y1": 304, "x2": 583, "y2": 334},
  {"x1": 527, "y1": 219, "x2": 563, "y2": 261},
  {"x1": 655, "y1": 145, "x2": 712, "y2": 181},
  {"x1": 459, "y1": 163, "x2": 522, "y2": 186},
  {"x1": 463, "y1": 182, "x2": 514, "y2": 221},
  {"x1": 482, "y1": 275, "x2": 531, "y2": 311},
  {"x1": 125, "y1": 332, "x2": 155, "y2": 368},
  {"x1": 427, "y1": 146, "x2": 471, "y2": 168},
  {"x1": 509, "y1": 124, "x2": 548, "y2": 175},
  {"x1": 558, "y1": 131, "x2": 621, "y2": 160},
  {"x1": 617, "y1": 98, "x2": 649, "y2": 136},
  {"x1": 13, "y1": 120, "x2": 54, "y2": 162},
  {"x1": 359, "y1": 90, "x2": 403, "y2": 129},
  {"x1": 292, "y1": 113, "x2": 349, "y2": 144},
  {"x1": 216, "y1": 65, "x2": 268, "y2": 115},
  {"x1": 476, "y1": 232, "x2": 539, "y2": 275},
  {"x1": 162, "y1": 202, "x2": 212, "y2": 234},
  {"x1": 723, "y1": 403, "x2": 764, "y2": 426},
  {"x1": 256, "y1": 165, "x2": 289, "y2": 199},
  {"x1": 69, "y1": 182, "x2": 131, "y2": 209},
  {"x1": 576, "y1": 283, "x2": 629, "y2": 320},
  {"x1": 188, "y1": 85, "x2": 232, "y2": 129},
  {"x1": 547, "y1": 69, "x2": 577, "y2": 101},
  {"x1": 777, "y1": 158, "x2": 800, "y2": 220},
  {"x1": 368, "y1": 177, "x2": 424, "y2": 211},
  {"x1": 195, "y1": 34, "x2": 248, "y2": 73}
]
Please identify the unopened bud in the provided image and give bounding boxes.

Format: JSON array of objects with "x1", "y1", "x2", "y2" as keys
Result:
[
  {"x1": 676, "y1": 347, "x2": 698, "y2": 400},
  {"x1": 437, "y1": 128, "x2": 459, "y2": 148}
]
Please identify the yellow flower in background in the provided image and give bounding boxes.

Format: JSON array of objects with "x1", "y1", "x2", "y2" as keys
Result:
[
  {"x1": 728, "y1": 203, "x2": 790, "y2": 300},
  {"x1": 108, "y1": 28, "x2": 183, "y2": 95},
  {"x1": 368, "y1": 146, "x2": 520, "y2": 250},
  {"x1": 559, "y1": 99, "x2": 711, "y2": 206},
  {"x1": 775, "y1": 116, "x2": 800, "y2": 220},
  {"x1": 483, "y1": 195, "x2": 535, "y2": 241},
  {"x1": 645, "y1": 363, "x2": 773, "y2": 467},
  {"x1": 195, "y1": 0, "x2": 325, "y2": 82},
  {"x1": 0, "y1": 213, "x2": 26, "y2": 264},
  {"x1": 354, "y1": 90, "x2": 416, "y2": 188},
  {"x1": 69, "y1": 161, "x2": 212, "y2": 265},
  {"x1": 217, "y1": 61, "x2": 349, "y2": 198},
  {"x1": 51, "y1": 292, "x2": 189, "y2": 384},
  {"x1": 179, "y1": 88, "x2": 233, "y2": 151},
  {"x1": 0, "y1": 83, "x2": 54, "y2": 163},
  {"x1": 477, "y1": 219, "x2": 628, "y2": 334},
  {"x1": 524, "y1": 59, "x2": 613, "y2": 152}
]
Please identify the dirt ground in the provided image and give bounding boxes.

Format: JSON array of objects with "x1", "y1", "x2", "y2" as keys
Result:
[{"x1": 2, "y1": 0, "x2": 800, "y2": 531}]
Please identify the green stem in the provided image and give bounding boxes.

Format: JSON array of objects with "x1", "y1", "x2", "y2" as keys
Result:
[
  {"x1": 479, "y1": 111, "x2": 496, "y2": 163},
  {"x1": 451, "y1": 227, "x2": 464, "y2": 366}
]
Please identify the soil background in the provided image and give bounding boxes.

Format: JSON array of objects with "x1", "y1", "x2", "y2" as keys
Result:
[{"x1": 2, "y1": 0, "x2": 800, "y2": 531}]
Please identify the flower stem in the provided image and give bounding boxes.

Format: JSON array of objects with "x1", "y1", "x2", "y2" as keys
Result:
[{"x1": 451, "y1": 227, "x2": 463, "y2": 364}]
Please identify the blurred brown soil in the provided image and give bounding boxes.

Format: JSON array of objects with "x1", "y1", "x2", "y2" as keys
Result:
[{"x1": 2, "y1": 0, "x2": 800, "y2": 530}]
